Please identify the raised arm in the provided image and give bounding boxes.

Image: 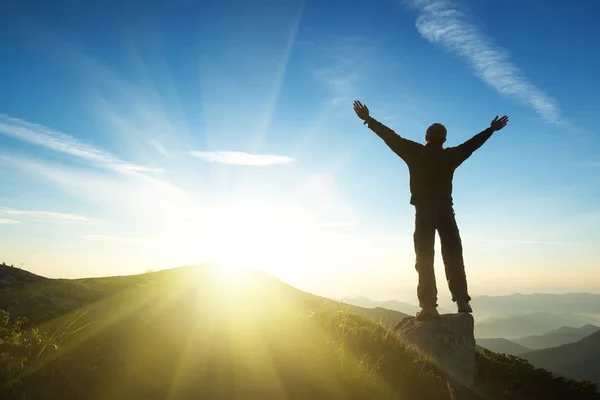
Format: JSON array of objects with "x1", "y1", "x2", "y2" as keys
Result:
[
  {"x1": 451, "y1": 115, "x2": 509, "y2": 167},
  {"x1": 353, "y1": 100, "x2": 421, "y2": 161}
]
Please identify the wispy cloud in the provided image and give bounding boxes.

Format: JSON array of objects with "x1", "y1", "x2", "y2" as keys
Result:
[
  {"x1": 0, "y1": 219, "x2": 21, "y2": 225},
  {"x1": 147, "y1": 140, "x2": 169, "y2": 156},
  {"x1": 0, "y1": 155, "x2": 191, "y2": 223},
  {"x1": 0, "y1": 115, "x2": 164, "y2": 174},
  {"x1": 0, "y1": 207, "x2": 99, "y2": 224},
  {"x1": 406, "y1": 0, "x2": 561, "y2": 123},
  {"x1": 82, "y1": 234, "x2": 144, "y2": 243},
  {"x1": 189, "y1": 151, "x2": 294, "y2": 166},
  {"x1": 0, "y1": 115, "x2": 187, "y2": 201}
]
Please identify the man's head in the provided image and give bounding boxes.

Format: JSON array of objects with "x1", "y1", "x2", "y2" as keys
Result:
[{"x1": 426, "y1": 123, "x2": 447, "y2": 146}]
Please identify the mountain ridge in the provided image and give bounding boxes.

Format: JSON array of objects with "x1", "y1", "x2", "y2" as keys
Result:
[
  {"x1": 513, "y1": 324, "x2": 600, "y2": 350},
  {"x1": 475, "y1": 338, "x2": 532, "y2": 355},
  {"x1": 521, "y1": 330, "x2": 600, "y2": 385}
]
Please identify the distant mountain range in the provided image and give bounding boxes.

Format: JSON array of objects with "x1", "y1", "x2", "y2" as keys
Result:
[
  {"x1": 352, "y1": 291, "x2": 600, "y2": 385},
  {"x1": 475, "y1": 338, "x2": 532, "y2": 355},
  {"x1": 476, "y1": 324, "x2": 600, "y2": 355},
  {"x1": 522, "y1": 330, "x2": 600, "y2": 384},
  {"x1": 441, "y1": 293, "x2": 600, "y2": 321},
  {"x1": 475, "y1": 312, "x2": 594, "y2": 339},
  {"x1": 348, "y1": 294, "x2": 600, "y2": 339},
  {"x1": 514, "y1": 324, "x2": 600, "y2": 350}
]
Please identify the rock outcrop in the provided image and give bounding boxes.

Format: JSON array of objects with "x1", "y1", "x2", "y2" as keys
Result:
[{"x1": 394, "y1": 313, "x2": 477, "y2": 390}]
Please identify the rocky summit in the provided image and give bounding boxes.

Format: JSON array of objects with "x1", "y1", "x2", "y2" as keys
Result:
[{"x1": 394, "y1": 313, "x2": 477, "y2": 389}]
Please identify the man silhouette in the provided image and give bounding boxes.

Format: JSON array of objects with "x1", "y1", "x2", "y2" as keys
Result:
[{"x1": 353, "y1": 100, "x2": 509, "y2": 320}]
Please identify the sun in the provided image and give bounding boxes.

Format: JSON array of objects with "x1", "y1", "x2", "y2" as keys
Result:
[
  {"x1": 209, "y1": 204, "x2": 314, "y2": 277},
  {"x1": 158, "y1": 202, "x2": 318, "y2": 282}
]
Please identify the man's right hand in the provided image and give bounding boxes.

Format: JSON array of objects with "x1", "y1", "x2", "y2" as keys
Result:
[
  {"x1": 353, "y1": 100, "x2": 370, "y2": 121},
  {"x1": 490, "y1": 115, "x2": 509, "y2": 131}
]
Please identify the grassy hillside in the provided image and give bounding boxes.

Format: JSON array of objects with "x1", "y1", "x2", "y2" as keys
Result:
[
  {"x1": 522, "y1": 330, "x2": 600, "y2": 385},
  {"x1": 1, "y1": 264, "x2": 599, "y2": 399},
  {"x1": 513, "y1": 325, "x2": 600, "y2": 350},
  {"x1": 476, "y1": 338, "x2": 531, "y2": 355},
  {"x1": 1, "y1": 264, "x2": 409, "y2": 329}
]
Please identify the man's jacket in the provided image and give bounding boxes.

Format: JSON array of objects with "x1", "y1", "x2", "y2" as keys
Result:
[{"x1": 366, "y1": 117, "x2": 494, "y2": 206}]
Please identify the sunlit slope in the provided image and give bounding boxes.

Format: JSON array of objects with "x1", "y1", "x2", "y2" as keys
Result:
[
  {"x1": 23, "y1": 265, "x2": 436, "y2": 399},
  {"x1": 5, "y1": 265, "x2": 599, "y2": 400}
]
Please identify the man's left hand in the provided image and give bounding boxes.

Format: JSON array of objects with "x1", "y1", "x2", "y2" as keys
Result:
[{"x1": 490, "y1": 115, "x2": 509, "y2": 131}]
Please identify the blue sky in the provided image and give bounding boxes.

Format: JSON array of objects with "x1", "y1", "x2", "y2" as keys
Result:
[{"x1": 1, "y1": 0, "x2": 599, "y2": 300}]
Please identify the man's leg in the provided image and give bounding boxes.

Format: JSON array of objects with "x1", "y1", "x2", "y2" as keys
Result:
[
  {"x1": 438, "y1": 206, "x2": 471, "y2": 304},
  {"x1": 414, "y1": 205, "x2": 438, "y2": 308}
]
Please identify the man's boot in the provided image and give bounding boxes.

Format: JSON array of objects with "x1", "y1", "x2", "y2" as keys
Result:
[
  {"x1": 416, "y1": 307, "x2": 441, "y2": 321},
  {"x1": 457, "y1": 301, "x2": 473, "y2": 313}
]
